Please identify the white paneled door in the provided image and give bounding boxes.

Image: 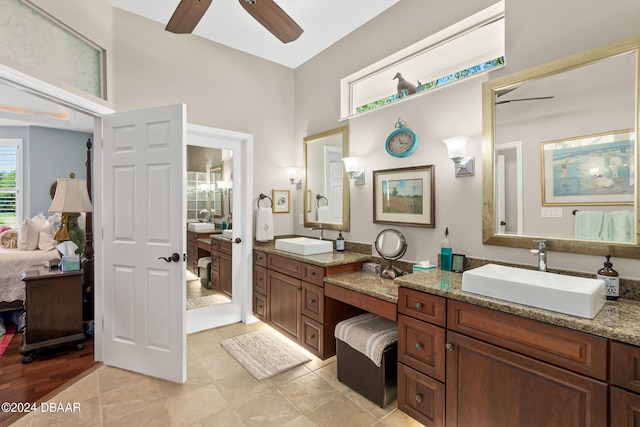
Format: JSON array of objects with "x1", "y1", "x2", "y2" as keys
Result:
[{"x1": 102, "y1": 104, "x2": 187, "y2": 383}]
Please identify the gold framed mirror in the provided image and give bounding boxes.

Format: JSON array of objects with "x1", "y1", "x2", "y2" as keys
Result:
[
  {"x1": 482, "y1": 35, "x2": 640, "y2": 258},
  {"x1": 303, "y1": 126, "x2": 350, "y2": 231}
]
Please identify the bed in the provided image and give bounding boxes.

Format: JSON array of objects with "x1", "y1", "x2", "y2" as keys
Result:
[{"x1": 0, "y1": 247, "x2": 60, "y2": 310}]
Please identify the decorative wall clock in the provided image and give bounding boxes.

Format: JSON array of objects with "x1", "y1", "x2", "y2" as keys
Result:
[{"x1": 385, "y1": 118, "x2": 418, "y2": 157}]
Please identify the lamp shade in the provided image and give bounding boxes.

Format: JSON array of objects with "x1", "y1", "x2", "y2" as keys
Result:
[
  {"x1": 342, "y1": 157, "x2": 359, "y2": 172},
  {"x1": 49, "y1": 178, "x2": 93, "y2": 213},
  {"x1": 443, "y1": 136, "x2": 470, "y2": 159}
]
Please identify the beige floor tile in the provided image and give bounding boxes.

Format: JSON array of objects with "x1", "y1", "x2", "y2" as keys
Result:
[
  {"x1": 233, "y1": 390, "x2": 301, "y2": 427},
  {"x1": 102, "y1": 401, "x2": 170, "y2": 427},
  {"x1": 191, "y1": 407, "x2": 244, "y2": 427},
  {"x1": 304, "y1": 396, "x2": 378, "y2": 427},
  {"x1": 374, "y1": 409, "x2": 425, "y2": 427},
  {"x1": 283, "y1": 414, "x2": 318, "y2": 427},
  {"x1": 276, "y1": 372, "x2": 340, "y2": 413},
  {"x1": 29, "y1": 396, "x2": 101, "y2": 427},
  {"x1": 313, "y1": 362, "x2": 351, "y2": 394},
  {"x1": 99, "y1": 375, "x2": 163, "y2": 421},
  {"x1": 164, "y1": 383, "x2": 230, "y2": 427},
  {"x1": 214, "y1": 369, "x2": 279, "y2": 408},
  {"x1": 97, "y1": 365, "x2": 149, "y2": 394}
]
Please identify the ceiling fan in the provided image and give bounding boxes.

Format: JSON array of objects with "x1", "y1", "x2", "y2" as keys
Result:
[
  {"x1": 495, "y1": 87, "x2": 554, "y2": 105},
  {"x1": 165, "y1": 0, "x2": 303, "y2": 44}
]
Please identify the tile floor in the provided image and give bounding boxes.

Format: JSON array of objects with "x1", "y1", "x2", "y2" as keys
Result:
[{"x1": 9, "y1": 322, "x2": 422, "y2": 427}]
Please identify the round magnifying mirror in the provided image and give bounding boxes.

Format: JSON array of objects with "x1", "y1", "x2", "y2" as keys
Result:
[{"x1": 374, "y1": 229, "x2": 407, "y2": 279}]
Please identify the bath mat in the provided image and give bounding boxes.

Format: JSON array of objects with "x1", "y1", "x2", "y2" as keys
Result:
[
  {"x1": 0, "y1": 323, "x2": 18, "y2": 361},
  {"x1": 220, "y1": 329, "x2": 310, "y2": 381}
]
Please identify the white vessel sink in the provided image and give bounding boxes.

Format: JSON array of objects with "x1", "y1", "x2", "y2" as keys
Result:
[
  {"x1": 275, "y1": 237, "x2": 333, "y2": 256},
  {"x1": 222, "y1": 229, "x2": 233, "y2": 239},
  {"x1": 461, "y1": 264, "x2": 606, "y2": 319},
  {"x1": 187, "y1": 223, "x2": 216, "y2": 233}
]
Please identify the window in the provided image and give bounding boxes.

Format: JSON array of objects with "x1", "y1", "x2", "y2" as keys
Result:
[
  {"x1": 340, "y1": 2, "x2": 505, "y2": 119},
  {"x1": 0, "y1": 139, "x2": 23, "y2": 228}
]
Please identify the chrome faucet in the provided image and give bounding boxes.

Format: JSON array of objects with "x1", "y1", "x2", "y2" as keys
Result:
[
  {"x1": 530, "y1": 240, "x2": 547, "y2": 272},
  {"x1": 311, "y1": 224, "x2": 324, "y2": 240}
]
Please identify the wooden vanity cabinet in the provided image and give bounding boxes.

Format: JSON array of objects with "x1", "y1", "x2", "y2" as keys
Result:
[
  {"x1": 210, "y1": 238, "x2": 232, "y2": 298},
  {"x1": 446, "y1": 300, "x2": 608, "y2": 427},
  {"x1": 610, "y1": 341, "x2": 640, "y2": 425},
  {"x1": 397, "y1": 287, "x2": 447, "y2": 427},
  {"x1": 186, "y1": 231, "x2": 200, "y2": 273},
  {"x1": 253, "y1": 250, "x2": 362, "y2": 359}
]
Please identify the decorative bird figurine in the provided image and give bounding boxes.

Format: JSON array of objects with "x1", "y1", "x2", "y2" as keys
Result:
[{"x1": 394, "y1": 72, "x2": 418, "y2": 98}]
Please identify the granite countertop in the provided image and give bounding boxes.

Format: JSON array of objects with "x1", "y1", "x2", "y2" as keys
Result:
[
  {"x1": 324, "y1": 271, "x2": 399, "y2": 304},
  {"x1": 395, "y1": 269, "x2": 640, "y2": 347},
  {"x1": 254, "y1": 241, "x2": 370, "y2": 268}
]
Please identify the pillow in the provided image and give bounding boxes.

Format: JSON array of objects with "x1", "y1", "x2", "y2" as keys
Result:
[
  {"x1": 38, "y1": 220, "x2": 57, "y2": 251},
  {"x1": 0, "y1": 225, "x2": 11, "y2": 234},
  {"x1": 0, "y1": 228, "x2": 18, "y2": 249},
  {"x1": 17, "y1": 214, "x2": 46, "y2": 251}
]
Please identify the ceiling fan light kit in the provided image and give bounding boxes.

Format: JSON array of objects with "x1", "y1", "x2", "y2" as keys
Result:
[{"x1": 166, "y1": 0, "x2": 303, "y2": 44}]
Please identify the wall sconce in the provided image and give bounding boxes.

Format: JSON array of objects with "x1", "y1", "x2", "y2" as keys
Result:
[
  {"x1": 443, "y1": 136, "x2": 475, "y2": 177},
  {"x1": 286, "y1": 167, "x2": 302, "y2": 189},
  {"x1": 342, "y1": 157, "x2": 365, "y2": 185}
]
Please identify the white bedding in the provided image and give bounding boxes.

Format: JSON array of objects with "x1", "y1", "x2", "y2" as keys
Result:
[{"x1": 0, "y1": 247, "x2": 60, "y2": 302}]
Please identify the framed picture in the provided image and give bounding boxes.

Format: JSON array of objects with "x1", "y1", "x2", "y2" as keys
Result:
[
  {"x1": 272, "y1": 189, "x2": 290, "y2": 213},
  {"x1": 373, "y1": 165, "x2": 435, "y2": 227},
  {"x1": 541, "y1": 130, "x2": 635, "y2": 206}
]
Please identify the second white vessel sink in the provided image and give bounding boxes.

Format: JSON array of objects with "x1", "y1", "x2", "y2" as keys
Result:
[
  {"x1": 275, "y1": 237, "x2": 333, "y2": 256},
  {"x1": 461, "y1": 264, "x2": 606, "y2": 319},
  {"x1": 188, "y1": 223, "x2": 216, "y2": 232}
]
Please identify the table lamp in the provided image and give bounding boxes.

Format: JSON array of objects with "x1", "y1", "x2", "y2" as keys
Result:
[{"x1": 49, "y1": 178, "x2": 93, "y2": 255}]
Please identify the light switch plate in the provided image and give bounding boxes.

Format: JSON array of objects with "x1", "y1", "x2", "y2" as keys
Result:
[{"x1": 541, "y1": 207, "x2": 563, "y2": 218}]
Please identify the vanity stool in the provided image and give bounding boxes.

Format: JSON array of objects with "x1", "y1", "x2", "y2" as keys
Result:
[{"x1": 335, "y1": 313, "x2": 398, "y2": 407}]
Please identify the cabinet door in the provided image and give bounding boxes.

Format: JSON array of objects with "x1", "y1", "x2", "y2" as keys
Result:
[
  {"x1": 219, "y1": 252, "x2": 232, "y2": 298},
  {"x1": 267, "y1": 269, "x2": 302, "y2": 343},
  {"x1": 611, "y1": 341, "x2": 640, "y2": 394},
  {"x1": 301, "y1": 282, "x2": 324, "y2": 323},
  {"x1": 397, "y1": 363, "x2": 445, "y2": 427},
  {"x1": 446, "y1": 331, "x2": 607, "y2": 427},
  {"x1": 253, "y1": 291, "x2": 267, "y2": 322},
  {"x1": 611, "y1": 386, "x2": 640, "y2": 427}
]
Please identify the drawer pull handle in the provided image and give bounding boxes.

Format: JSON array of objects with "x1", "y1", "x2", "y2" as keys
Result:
[
  {"x1": 309, "y1": 272, "x2": 317, "y2": 277},
  {"x1": 445, "y1": 343, "x2": 453, "y2": 352},
  {"x1": 415, "y1": 394, "x2": 423, "y2": 404},
  {"x1": 415, "y1": 302, "x2": 423, "y2": 310},
  {"x1": 309, "y1": 334, "x2": 315, "y2": 339},
  {"x1": 415, "y1": 343, "x2": 422, "y2": 351},
  {"x1": 308, "y1": 298, "x2": 315, "y2": 304}
]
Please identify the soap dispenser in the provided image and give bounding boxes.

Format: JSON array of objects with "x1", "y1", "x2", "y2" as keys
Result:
[
  {"x1": 597, "y1": 255, "x2": 619, "y2": 300},
  {"x1": 336, "y1": 231, "x2": 345, "y2": 252}
]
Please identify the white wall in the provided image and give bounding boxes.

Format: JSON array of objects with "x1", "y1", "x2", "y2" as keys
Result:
[{"x1": 293, "y1": 0, "x2": 640, "y2": 278}]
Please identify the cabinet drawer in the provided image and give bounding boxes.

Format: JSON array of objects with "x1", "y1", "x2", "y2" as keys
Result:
[
  {"x1": 254, "y1": 250, "x2": 267, "y2": 267},
  {"x1": 447, "y1": 300, "x2": 608, "y2": 381},
  {"x1": 301, "y1": 282, "x2": 324, "y2": 323},
  {"x1": 218, "y1": 239, "x2": 232, "y2": 255},
  {"x1": 398, "y1": 314, "x2": 446, "y2": 382},
  {"x1": 611, "y1": 341, "x2": 640, "y2": 394},
  {"x1": 187, "y1": 231, "x2": 198, "y2": 243},
  {"x1": 210, "y1": 239, "x2": 219, "y2": 251},
  {"x1": 253, "y1": 291, "x2": 267, "y2": 322},
  {"x1": 397, "y1": 363, "x2": 445, "y2": 427},
  {"x1": 267, "y1": 254, "x2": 302, "y2": 278},
  {"x1": 210, "y1": 252, "x2": 219, "y2": 271},
  {"x1": 398, "y1": 287, "x2": 446, "y2": 327},
  {"x1": 302, "y1": 263, "x2": 325, "y2": 286},
  {"x1": 253, "y1": 265, "x2": 267, "y2": 295},
  {"x1": 210, "y1": 269, "x2": 219, "y2": 290},
  {"x1": 302, "y1": 316, "x2": 324, "y2": 357}
]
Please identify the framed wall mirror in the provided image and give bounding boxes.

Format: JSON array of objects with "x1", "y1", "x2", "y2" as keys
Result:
[
  {"x1": 482, "y1": 35, "x2": 640, "y2": 258},
  {"x1": 303, "y1": 126, "x2": 350, "y2": 231}
]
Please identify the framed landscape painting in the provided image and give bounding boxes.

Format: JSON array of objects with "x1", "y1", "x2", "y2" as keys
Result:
[
  {"x1": 373, "y1": 165, "x2": 435, "y2": 227},
  {"x1": 541, "y1": 130, "x2": 635, "y2": 205}
]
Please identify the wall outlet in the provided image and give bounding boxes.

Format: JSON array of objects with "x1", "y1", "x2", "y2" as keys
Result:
[
  {"x1": 541, "y1": 207, "x2": 563, "y2": 218},
  {"x1": 299, "y1": 214, "x2": 303, "y2": 225}
]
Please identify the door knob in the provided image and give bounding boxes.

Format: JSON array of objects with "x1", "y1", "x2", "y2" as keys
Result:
[
  {"x1": 233, "y1": 238, "x2": 242, "y2": 244},
  {"x1": 158, "y1": 252, "x2": 181, "y2": 263}
]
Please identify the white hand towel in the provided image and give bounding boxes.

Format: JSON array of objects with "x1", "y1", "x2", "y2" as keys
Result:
[
  {"x1": 317, "y1": 205, "x2": 330, "y2": 222},
  {"x1": 256, "y1": 207, "x2": 274, "y2": 242},
  {"x1": 574, "y1": 211, "x2": 604, "y2": 240},
  {"x1": 606, "y1": 211, "x2": 634, "y2": 243}
]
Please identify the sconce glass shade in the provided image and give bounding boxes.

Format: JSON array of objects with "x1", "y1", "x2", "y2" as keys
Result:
[
  {"x1": 443, "y1": 136, "x2": 470, "y2": 160},
  {"x1": 342, "y1": 157, "x2": 365, "y2": 185},
  {"x1": 286, "y1": 167, "x2": 297, "y2": 183},
  {"x1": 49, "y1": 178, "x2": 93, "y2": 213},
  {"x1": 216, "y1": 180, "x2": 226, "y2": 189}
]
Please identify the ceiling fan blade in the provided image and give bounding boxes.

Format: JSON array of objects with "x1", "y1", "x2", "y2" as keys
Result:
[
  {"x1": 238, "y1": 0, "x2": 303, "y2": 43},
  {"x1": 166, "y1": 0, "x2": 213, "y2": 34},
  {"x1": 495, "y1": 96, "x2": 555, "y2": 105}
]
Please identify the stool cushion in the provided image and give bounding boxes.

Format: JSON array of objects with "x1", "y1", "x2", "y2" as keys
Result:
[{"x1": 335, "y1": 313, "x2": 397, "y2": 367}]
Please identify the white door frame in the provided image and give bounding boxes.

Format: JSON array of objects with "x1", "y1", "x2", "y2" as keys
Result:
[{"x1": 0, "y1": 65, "x2": 256, "y2": 362}]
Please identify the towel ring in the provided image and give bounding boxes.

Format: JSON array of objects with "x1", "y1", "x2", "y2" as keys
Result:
[
  {"x1": 316, "y1": 194, "x2": 328, "y2": 208},
  {"x1": 257, "y1": 193, "x2": 272, "y2": 208},
  {"x1": 572, "y1": 210, "x2": 579, "y2": 215}
]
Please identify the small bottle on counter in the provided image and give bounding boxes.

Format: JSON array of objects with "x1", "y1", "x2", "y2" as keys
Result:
[
  {"x1": 440, "y1": 227, "x2": 452, "y2": 271},
  {"x1": 336, "y1": 231, "x2": 345, "y2": 252},
  {"x1": 597, "y1": 255, "x2": 619, "y2": 301}
]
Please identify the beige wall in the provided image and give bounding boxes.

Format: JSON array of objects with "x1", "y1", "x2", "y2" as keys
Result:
[{"x1": 293, "y1": 0, "x2": 640, "y2": 278}]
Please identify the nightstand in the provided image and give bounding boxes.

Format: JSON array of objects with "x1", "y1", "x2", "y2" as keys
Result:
[{"x1": 20, "y1": 267, "x2": 85, "y2": 363}]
